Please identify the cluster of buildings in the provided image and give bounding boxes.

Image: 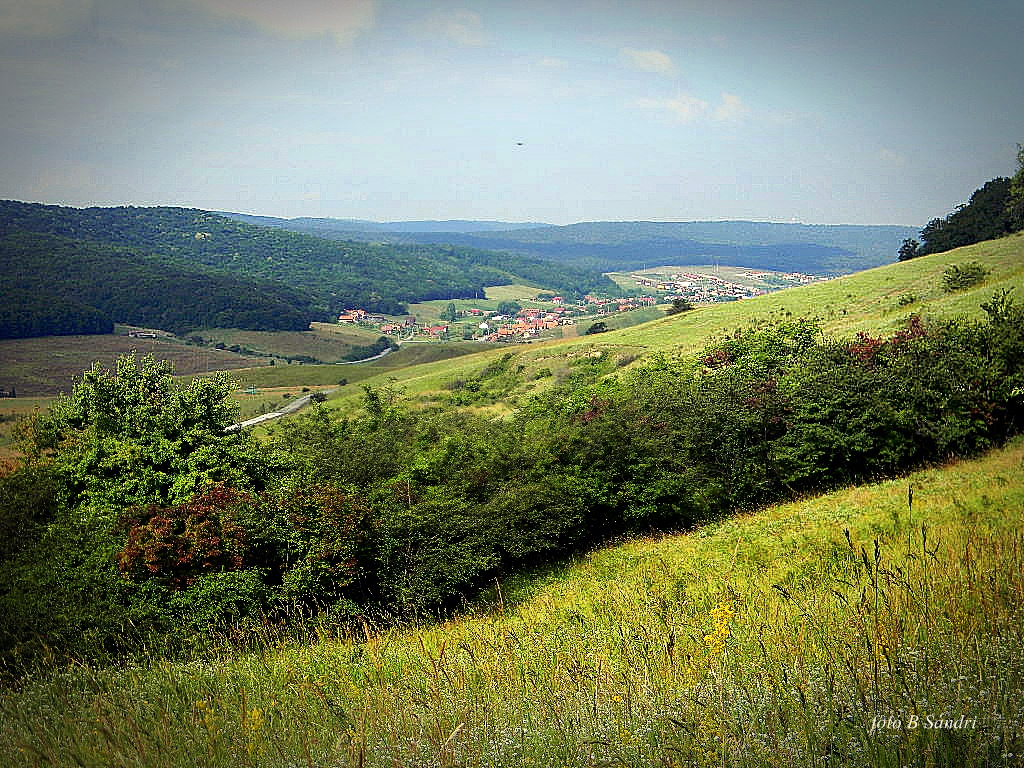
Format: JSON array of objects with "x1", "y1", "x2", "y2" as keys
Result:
[
  {"x1": 632, "y1": 269, "x2": 825, "y2": 304},
  {"x1": 337, "y1": 290, "x2": 674, "y2": 344}
]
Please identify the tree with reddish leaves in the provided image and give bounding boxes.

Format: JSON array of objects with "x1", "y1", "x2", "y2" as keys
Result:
[{"x1": 117, "y1": 486, "x2": 249, "y2": 589}]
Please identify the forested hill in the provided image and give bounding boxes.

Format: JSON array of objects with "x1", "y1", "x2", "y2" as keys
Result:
[
  {"x1": 224, "y1": 215, "x2": 919, "y2": 275},
  {"x1": 0, "y1": 232, "x2": 316, "y2": 338},
  {"x1": 0, "y1": 201, "x2": 617, "y2": 338}
]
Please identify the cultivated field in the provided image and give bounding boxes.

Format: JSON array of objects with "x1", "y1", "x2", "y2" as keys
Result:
[
  {"x1": 0, "y1": 334, "x2": 264, "y2": 397},
  {"x1": 197, "y1": 324, "x2": 381, "y2": 363},
  {"x1": 3, "y1": 437, "x2": 1020, "y2": 766}
]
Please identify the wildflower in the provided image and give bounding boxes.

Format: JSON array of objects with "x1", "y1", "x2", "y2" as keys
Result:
[{"x1": 704, "y1": 601, "x2": 735, "y2": 656}]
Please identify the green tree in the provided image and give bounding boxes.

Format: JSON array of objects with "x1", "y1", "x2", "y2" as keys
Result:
[
  {"x1": 897, "y1": 238, "x2": 920, "y2": 261},
  {"x1": 667, "y1": 298, "x2": 694, "y2": 314},
  {"x1": 21, "y1": 353, "x2": 263, "y2": 514},
  {"x1": 496, "y1": 301, "x2": 522, "y2": 316},
  {"x1": 1008, "y1": 142, "x2": 1024, "y2": 231}
]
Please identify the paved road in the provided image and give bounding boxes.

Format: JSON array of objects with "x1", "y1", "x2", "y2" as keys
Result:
[{"x1": 226, "y1": 387, "x2": 338, "y2": 432}]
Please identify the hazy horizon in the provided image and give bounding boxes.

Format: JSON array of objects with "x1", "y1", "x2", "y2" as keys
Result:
[{"x1": 2, "y1": 1, "x2": 1021, "y2": 228}]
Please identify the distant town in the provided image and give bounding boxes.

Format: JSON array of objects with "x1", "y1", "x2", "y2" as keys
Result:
[{"x1": 337, "y1": 266, "x2": 830, "y2": 344}]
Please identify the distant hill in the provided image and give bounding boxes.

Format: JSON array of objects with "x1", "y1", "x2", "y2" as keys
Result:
[
  {"x1": 0, "y1": 201, "x2": 615, "y2": 339},
  {"x1": 0, "y1": 232, "x2": 316, "y2": 338},
  {"x1": 224, "y1": 215, "x2": 918, "y2": 275},
  {"x1": 221, "y1": 213, "x2": 548, "y2": 234}
]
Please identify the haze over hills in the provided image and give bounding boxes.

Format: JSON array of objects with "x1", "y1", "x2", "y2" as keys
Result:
[{"x1": 219, "y1": 212, "x2": 918, "y2": 276}]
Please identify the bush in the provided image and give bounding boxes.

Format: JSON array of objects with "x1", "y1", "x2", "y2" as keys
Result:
[{"x1": 942, "y1": 261, "x2": 989, "y2": 292}]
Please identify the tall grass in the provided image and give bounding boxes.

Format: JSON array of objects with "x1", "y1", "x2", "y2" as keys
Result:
[{"x1": 3, "y1": 440, "x2": 1022, "y2": 767}]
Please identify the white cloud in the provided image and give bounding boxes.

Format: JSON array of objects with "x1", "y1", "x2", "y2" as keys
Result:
[
  {"x1": 635, "y1": 94, "x2": 709, "y2": 123},
  {"x1": 636, "y1": 92, "x2": 750, "y2": 125},
  {"x1": 0, "y1": 0, "x2": 94, "y2": 38},
  {"x1": 713, "y1": 92, "x2": 749, "y2": 122},
  {"x1": 538, "y1": 56, "x2": 568, "y2": 68},
  {"x1": 192, "y1": 0, "x2": 376, "y2": 43},
  {"x1": 428, "y1": 9, "x2": 489, "y2": 47},
  {"x1": 620, "y1": 47, "x2": 676, "y2": 77},
  {"x1": 879, "y1": 147, "x2": 907, "y2": 170}
]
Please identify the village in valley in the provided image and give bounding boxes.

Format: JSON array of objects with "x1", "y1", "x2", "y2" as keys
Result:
[{"x1": 337, "y1": 265, "x2": 830, "y2": 344}]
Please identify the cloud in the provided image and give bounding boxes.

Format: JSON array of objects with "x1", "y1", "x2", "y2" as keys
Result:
[
  {"x1": 713, "y1": 92, "x2": 749, "y2": 122},
  {"x1": 0, "y1": 0, "x2": 94, "y2": 38},
  {"x1": 635, "y1": 92, "x2": 750, "y2": 124},
  {"x1": 538, "y1": 56, "x2": 568, "y2": 68},
  {"x1": 620, "y1": 47, "x2": 676, "y2": 77},
  {"x1": 429, "y1": 9, "x2": 489, "y2": 47},
  {"x1": 636, "y1": 93, "x2": 709, "y2": 123},
  {"x1": 879, "y1": 147, "x2": 907, "y2": 170},
  {"x1": 192, "y1": 0, "x2": 376, "y2": 43}
]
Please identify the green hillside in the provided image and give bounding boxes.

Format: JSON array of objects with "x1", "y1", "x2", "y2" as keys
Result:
[
  {"x1": 2, "y1": 233, "x2": 1022, "y2": 767},
  {"x1": 0, "y1": 232, "x2": 317, "y2": 338},
  {"x1": 0, "y1": 201, "x2": 615, "y2": 334},
  {"x1": 2, "y1": 436, "x2": 1020, "y2": 767},
  {"x1": 236, "y1": 215, "x2": 918, "y2": 275},
  {"x1": 321, "y1": 231, "x2": 1024, "y2": 411}
]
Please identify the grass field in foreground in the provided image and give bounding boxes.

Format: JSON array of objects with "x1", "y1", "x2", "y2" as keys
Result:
[{"x1": 3, "y1": 438, "x2": 1021, "y2": 767}]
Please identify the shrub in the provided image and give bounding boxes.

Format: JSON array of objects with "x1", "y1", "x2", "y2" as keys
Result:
[{"x1": 942, "y1": 261, "x2": 989, "y2": 292}]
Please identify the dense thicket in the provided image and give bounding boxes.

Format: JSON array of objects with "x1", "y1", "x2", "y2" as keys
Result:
[
  {"x1": 0, "y1": 201, "x2": 614, "y2": 328},
  {"x1": 2, "y1": 293, "x2": 1022, "y2": 670},
  {"x1": 913, "y1": 177, "x2": 1016, "y2": 257},
  {"x1": 1, "y1": 233, "x2": 316, "y2": 336}
]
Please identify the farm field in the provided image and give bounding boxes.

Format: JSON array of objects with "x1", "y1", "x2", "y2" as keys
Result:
[
  {"x1": 196, "y1": 323, "x2": 381, "y2": 363},
  {"x1": 3, "y1": 436, "x2": 1020, "y2": 766},
  {"x1": 0, "y1": 333, "x2": 264, "y2": 397}
]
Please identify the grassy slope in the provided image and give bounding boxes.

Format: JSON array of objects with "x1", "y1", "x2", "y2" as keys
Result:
[
  {"x1": 319, "y1": 233, "x2": 1024, "y2": 412},
  {"x1": 3, "y1": 438, "x2": 1021, "y2": 767}
]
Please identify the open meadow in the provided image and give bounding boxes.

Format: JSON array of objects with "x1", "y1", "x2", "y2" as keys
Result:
[
  {"x1": 318, "y1": 232, "x2": 1024, "y2": 414},
  {"x1": 2, "y1": 437, "x2": 1021, "y2": 767}
]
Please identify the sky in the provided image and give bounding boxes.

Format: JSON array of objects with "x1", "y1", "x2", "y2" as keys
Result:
[{"x1": 0, "y1": 0, "x2": 1021, "y2": 226}]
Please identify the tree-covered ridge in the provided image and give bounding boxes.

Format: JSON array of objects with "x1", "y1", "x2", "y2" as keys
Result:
[
  {"x1": 264, "y1": 217, "x2": 919, "y2": 275},
  {"x1": 0, "y1": 201, "x2": 616, "y2": 322},
  {"x1": 2, "y1": 289, "x2": 1022, "y2": 668},
  {"x1": 900, "y1": 145, "x2": 1024, "y2": 259},
  {"x1": 0, "y1": 232, "x2": 317, "y2": 338}
]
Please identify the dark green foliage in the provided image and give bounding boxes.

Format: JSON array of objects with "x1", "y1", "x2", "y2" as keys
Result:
[
  {"x1": 0, "y1": 287, "x2": 113, "y2": 339},
  {"x1": 897, "y1": 238, "x2": 920, "y2": 261},
  {"x1": 1, "y1": 232, "x2": 315, "y2": 336},
  {"x1": 0, "y1": 201, "x2": 615, "y2": 336},
  {"x1": 1007, "y1": 143, "x2": 1024, "y2": 230},
  {"x1": 585, "y1": 321, "x2": 609, "y2": 335},
  {"x1": 340, "y1": 336, "x2": 395, "y2": 362},
  {"x1": 942, "y1": 261, "x2": 989, "y2": 292},
  {"x1": 667, "y1": 298, "x2": 694, "y2": 314},
  {"x1": 347, "y1": 220, "x2": 916, "y2": 275},
  {"x1": 918, "y1": 178, "x2": 1015, "y2": 256}
]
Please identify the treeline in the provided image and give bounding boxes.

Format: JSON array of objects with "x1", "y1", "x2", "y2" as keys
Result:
[
  {"x1": 0, "y1": 233, "x2": 316, "y2": 338},
  {"x1": 2, "y1": 290, "x2": 1022, "y2": 670},
  {"x1": 0, "y1": 201, "x2": 615, "y2": 335},
  {"x1": 900, "y1": 144, "x2": 1024, "y2": 259}
]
